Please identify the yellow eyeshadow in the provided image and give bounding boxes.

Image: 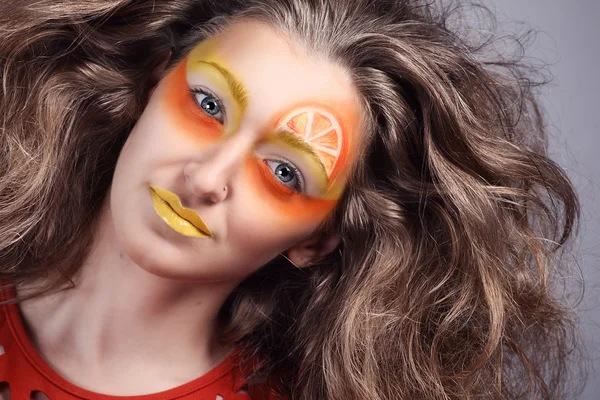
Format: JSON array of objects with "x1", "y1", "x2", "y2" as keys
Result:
[
  {"x1": 263, "y1": 133, "x2": 329, "y2": 195},
  {"x1": 161, "y1": 58, "x2": 225, "y2": 143},
  {"x1": 186, "y1": 55, "x2": 249, "y2": 136},
  {"x1": 197, "y1": 61, "x2": 248, "y2": 113},
  {"x1": 187, "y1": 64, "x2": 230, "y2": 95}
]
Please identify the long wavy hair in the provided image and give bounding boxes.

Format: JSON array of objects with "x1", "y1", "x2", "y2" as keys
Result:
[{"x1": 0, "y1": 0, "x2": 584, "y2": 399}]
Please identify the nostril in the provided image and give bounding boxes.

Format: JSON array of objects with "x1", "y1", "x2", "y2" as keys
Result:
[{"x1": 183, "y1": 156, "x2": 234, "y2": 203}]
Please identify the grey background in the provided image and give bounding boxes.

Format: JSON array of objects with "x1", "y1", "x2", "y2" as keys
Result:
[{"x1": 480, "y1": 0, "x2": 599, "y2": 398}]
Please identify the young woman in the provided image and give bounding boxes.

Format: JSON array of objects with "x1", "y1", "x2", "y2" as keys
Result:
[{"x1": 0, "y1": 0, "x2": 583, "y2": 399}]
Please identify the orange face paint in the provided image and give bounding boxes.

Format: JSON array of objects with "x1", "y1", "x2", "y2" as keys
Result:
[
  {"x1": 160, "y1": 39, "x2": 360, "y2": 223},
  {"x1": 258, "y1": 132, "x2": 329, "y2": 195},
  {"x1": 270, "y1": 103, "x2": 355, "y2": 200},
  {"x1": 187, "y1": 60, "x2": 247, "y2": 136},
  {"x1": 162, "y1": 58, "x2": 225, "y2": 143},
  {"x1": 277, "y1": 107, "x2": 343, "y2": 179},
  {"x1": 245, "y1": 157, "x2": 338, "y2": 223}
]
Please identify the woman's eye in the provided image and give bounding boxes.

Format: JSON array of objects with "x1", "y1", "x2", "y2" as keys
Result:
[
  {"x1": 190, "y1": 89, "x2": 225, "y2": 123},
  {"x1": 264, "y1": 159, "x2": 305, "y2": 193}
]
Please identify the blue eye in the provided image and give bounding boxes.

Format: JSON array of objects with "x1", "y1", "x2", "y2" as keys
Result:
[
  {"x1": 190, "y1": 88, "x2": 225, "y2": 123},
  {"x1": 264, "y1": 159, "x2": 305, "y2": 193}
]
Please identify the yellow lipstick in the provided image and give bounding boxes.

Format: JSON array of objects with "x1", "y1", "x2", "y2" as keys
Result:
[{"x1": 149, "y1": 185, "x2": 212, "y2": 238}]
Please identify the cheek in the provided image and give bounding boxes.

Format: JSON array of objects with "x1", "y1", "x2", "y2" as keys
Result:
[
  {"x1": 160, "y1": 59, "x2": 223, "y2": 145},
  {"x1": 227, "y1": 171, "x2": 333, "y2": 267}
]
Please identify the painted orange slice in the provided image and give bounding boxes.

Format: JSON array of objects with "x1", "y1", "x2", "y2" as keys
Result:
[{"x1": 278, "y1": 107, "x2": 343, "y2": 176}]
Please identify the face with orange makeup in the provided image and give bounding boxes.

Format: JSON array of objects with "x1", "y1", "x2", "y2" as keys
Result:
[{"x1": 109, "y1": 20, "x2": 364, "y2": 282}]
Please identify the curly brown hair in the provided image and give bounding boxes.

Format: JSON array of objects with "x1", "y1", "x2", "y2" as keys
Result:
[{"x1": 0, "y1": 0, "x2": 584, "y2": 399}]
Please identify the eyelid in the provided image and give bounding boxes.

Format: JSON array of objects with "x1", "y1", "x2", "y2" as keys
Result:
[
  {"x1": 271, "y1": 130, "x2": 329, "y2": 185},
  {"x1": 263, "y1": 157, "x2": 306, "y2": 193},
  {"x1": 187, "y1": 64, "x2": 245, "y2": 132},
  {"x1": 189, "y1": 86, "x2": 227, "y2": 124},
  {"x1": 259, "y1": 134, "x2": 329, "y2": 194},
  {"x1": 194, "y1": 61, "x2": 249, "y2": 115}
]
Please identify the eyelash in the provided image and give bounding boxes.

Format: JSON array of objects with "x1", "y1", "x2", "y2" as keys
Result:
[
  {"x1": 189, "y1": 87, "x2": 226, "y2": 123},
  {"x1": 264, "y1": 158, "x2": 306, "y2": 193},
  {"x1": 189, "y1": 87, "x2": 306, "y2": 194}
]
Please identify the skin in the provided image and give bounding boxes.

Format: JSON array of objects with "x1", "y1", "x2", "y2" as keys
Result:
[{"x1": 17, "y1": 20, "x2": 363, "y2": 395}]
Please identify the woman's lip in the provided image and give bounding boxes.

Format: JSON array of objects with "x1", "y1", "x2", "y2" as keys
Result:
[{"x1": 149, "y1": 185, "x2": 213, "y2": 237}]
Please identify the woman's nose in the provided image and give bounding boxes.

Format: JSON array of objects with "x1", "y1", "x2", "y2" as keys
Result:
[{"x1": 183, "y1": 135, "x2": 251, "y2": 204}]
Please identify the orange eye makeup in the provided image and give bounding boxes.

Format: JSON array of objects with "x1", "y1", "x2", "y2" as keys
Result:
[
  {"x1": 162, "y1": 58, "x2": 225, "y2": 142},
  {"x1": 257, "y1": 131, "x2": 328, "y2": 195},
  {"x1": 159, "y1": 39, "x2": 359, "y2": 224},
  {"x1": 254, "y1": 158, "x2": 297, "y2": 199},
  {"x1": 187, "y1": 60, "x2": 247, "y2": 135},
  {"x1": 245, "y1": 157, "x2": 338, "y2": 223},
  {"x1": 271, "y1": 105, "x2": 352, "y2": 198}
]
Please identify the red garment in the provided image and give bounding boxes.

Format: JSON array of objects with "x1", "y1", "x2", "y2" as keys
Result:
[{"x1": 0, "y1": 286, "x2": 281, "y2": 400}]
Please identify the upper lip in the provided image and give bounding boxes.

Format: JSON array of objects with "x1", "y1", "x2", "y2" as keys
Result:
[{"x1": 149, "y1": 185, "x2": 213, "y2": 237}]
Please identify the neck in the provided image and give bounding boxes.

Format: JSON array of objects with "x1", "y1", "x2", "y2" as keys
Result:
[{"x1": 17, "y1": 202, "x2": 237, "y2": 392}]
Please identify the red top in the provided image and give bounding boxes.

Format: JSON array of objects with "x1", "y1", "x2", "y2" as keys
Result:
[{"x1": 0, "y1": 285, "x2": 282, "y2": 400}]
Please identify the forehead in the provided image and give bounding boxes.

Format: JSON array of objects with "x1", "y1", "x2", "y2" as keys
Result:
[{"x1": 186, "y1": 20, "x2": 362, "y2": 135}]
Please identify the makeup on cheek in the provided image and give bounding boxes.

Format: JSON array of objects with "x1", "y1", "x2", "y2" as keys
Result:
[
  {"x1": 161, "y1": 58, "x2": 225, "y2": 142},
  {"x1": 245, "y1": 158, "x2": 338, "y2": 223}
]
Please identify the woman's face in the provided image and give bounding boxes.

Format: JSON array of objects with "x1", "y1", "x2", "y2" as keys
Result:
[{"x1": 109, "y1": 20, "x2": 363, "y2": 281}]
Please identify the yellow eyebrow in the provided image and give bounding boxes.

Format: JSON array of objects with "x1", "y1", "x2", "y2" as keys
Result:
[
  {"x1": 274, "y1": 129, "x2": 329, "y2": 185},
  {"x1": 197, "y1": 61, "x2": 249, "y2": 114}
]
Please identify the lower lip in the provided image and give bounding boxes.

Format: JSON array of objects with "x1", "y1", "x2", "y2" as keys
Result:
[{"x1": 150, "y1": 190, "x2": 210, "y2": 238}]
